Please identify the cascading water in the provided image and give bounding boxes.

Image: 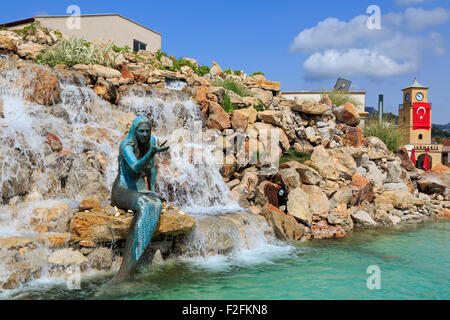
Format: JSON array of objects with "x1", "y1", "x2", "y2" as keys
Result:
[{"x1": 0, "y1": 58, "x2": 288, "y2": 294}]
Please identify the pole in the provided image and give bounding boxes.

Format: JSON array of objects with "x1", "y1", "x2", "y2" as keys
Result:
[{"x1": 378, "y1": 94, "x2": 384, "y2": 125}]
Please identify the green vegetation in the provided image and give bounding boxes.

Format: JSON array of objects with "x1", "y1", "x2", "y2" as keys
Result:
[
  {"x1": 155, "y1": 51, "x2": 211, "y2": 77},
  {"x1": 223, "y1": 68, "x2": 233, "y2": 75},
  {"x1": 280, "y1": 150, "x2": 311, "y2": 164},
  {"x1": 155, "y1": 49, "x2": 168, "y2": 60},
  {"x1": 363, "y1": 116, "x2": 405, "y2": 153},
  {"x1": 213, "y1": 79, "x2": 251, "y2": 97},
  {"x1": 254, "y1": 99, "x2": 265, "y2": 111},
  {"x1": 112, "y1": 44, "x2": 131, "y2": 53},
  {"x1": 251, "y1": 72, "x2": 265, "y2": 76},
  {"x1": 234, "y1": 70, "x2": 242, "y2": 76},
  {"x1": 321, "y1": 89, "x2": 359, "y2": 107},
  {"x1": 221, "y1": 93, "x2": 236, "y2": 113},
  {"x1": 13, "y1": 21, "x2": 45, "y2": 36},
  {"x1": 432, "y1": 125, "x2": 450, "y2": 144},
  {"x1": 36, "y1": 37, "x2": 119, "y2": 68}
]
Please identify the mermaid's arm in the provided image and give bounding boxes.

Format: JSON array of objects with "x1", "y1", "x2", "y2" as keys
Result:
[{"x1": 123, "y1": 144, "x2": 155, "y2": 174}]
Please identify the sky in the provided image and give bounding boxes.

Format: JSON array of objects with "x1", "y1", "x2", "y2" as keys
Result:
[{"x1": 1, "y1": 0, "x2": 449, "y2": 124}]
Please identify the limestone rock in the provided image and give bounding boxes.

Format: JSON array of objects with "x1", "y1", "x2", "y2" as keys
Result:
[
  {"x1": 88, "y1": 247, "x2": 113, "y2": 270},
  {"x1": 0, "y1": 31, "x2": 22, "y2": 51},
  {"x1": 94, "y1": 77, "x2": 118, "y2": 104},
  {"x1": 207, "y1": 102, "x2": 231, "y2": 130},
  {"x1": 263, "y1": 204, "x2": 309, "y2": 241},
  {"x1": 350, "y1": 174, "x2": 374, "y2": 206},
  {"x1": 352, "y1": 210, "x2": 377, "y2": 227},
  {"x1": 279, "y1": 161, "x2": 322, "y2": 185},
  {"x1": 397, "y1": 147, "x2": 416, "y2": 172},
  {"x1": 79, "y1": 196, "x2": 102, "y2": 210},
  {"x1": 48, "y1": 248, "x2": 89, "y2": 267},
  {"x1": 287, "y1": 100, "x2": 328, "y2": 115},
  {"x1": 375, "y1": 190, "x2": 413, "y2": 210},
  {"x1": 329, "y1": 187, "x2": 353, "y2": 208},
  {"x1": 231, "y1": 109, "x2": 249, "y2": 131},
  {"x1": 279, "y1": 168, "x2": 301, "y2": 192},
  {"x1": 19, "y1": 66, "x2": 60, "y2": 105},
  {"x1": 72, "y1": 64, "x2": 122, "y2": 79},
  {"x1": 311, "y1": 146, "x2": 339, "y2": 180},
  {"x1": 343, "y1": 126, "x2": 363, "y2": 148},
  {"x1": 17, "y1": 42, "x2": 45, "y2": 59},
  {"x1": 257, "y1": 110, "x2": 283, "y2": 127},
  {"x1": 311, "y1": 220, "x2": 346, "y2": 239},
  {"x1": 302, "y1": 185, "x2": 329, "y2": 219},
  {"x1": 286, "y1": 187, "x2": 311, "y2": 226},
  {"x1": 333, "y1": 103, "x2": 360, "y2": 126}
]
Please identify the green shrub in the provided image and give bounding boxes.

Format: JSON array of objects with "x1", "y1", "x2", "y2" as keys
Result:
[
  {"x1": 254, "y1": 99, "x2": 265, "y2": 111},
  {"x1": 222, "y1": 93, "x2": 235, "y2": 113},
  {"x1": 36, "y1": 37, "x2": 118, "y2": 68},
  {"x1": 14, "y1": 21, "x2": 41, "y2": 36},
  {"x1": 280, "y1": 150, "x2": 311, "y2": 164},
  {"x1": 195, "y1": 65, "x2": 210, "y2": 76},
  {"x1": 155, "y1": 49, "x2": 168, "y2": 60},
  {"x1": 223, "y1": 68, "x2": 233, "y2": 75},
  {"x1": 112, "y1": 44, "x2": 131, "y2": 53},
  {"x1": 213, "y1": 79, "x2": 251, "y2": 97},
  {"x1": 251, "y1": 71, "x2": 265, "y2": 76},
  {"x1": 362, "y1": 117, "x2": 405, "y2": 153},
  {"x1": 233, "y1": 70, "x2": 242, "y2": 76}
]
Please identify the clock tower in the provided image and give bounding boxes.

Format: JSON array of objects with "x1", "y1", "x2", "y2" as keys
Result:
[
  {"x1": 399, "y1": 78, "x2": 431, "y2": 145},
  {"x1": 399, "y1": 78, "x2": 443, "y2": 169}
]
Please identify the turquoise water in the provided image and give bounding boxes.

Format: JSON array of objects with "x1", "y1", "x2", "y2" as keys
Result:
[{"x1": 7, "y1": 218, "x2": 450, "y2": 300}]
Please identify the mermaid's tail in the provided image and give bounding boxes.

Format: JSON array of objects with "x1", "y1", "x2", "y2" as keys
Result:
[{"x1": 112, "y1": 192, "x2": 162, "y2": 283}]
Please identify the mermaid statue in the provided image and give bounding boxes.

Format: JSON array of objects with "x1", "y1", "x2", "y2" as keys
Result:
[{"x1": 111, "y1": 116, "x2": 169, "y2": 282}]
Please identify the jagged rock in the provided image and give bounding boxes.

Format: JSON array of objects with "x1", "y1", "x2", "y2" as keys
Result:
[
  {"x1": 88, "y1": 247, "x2": 113, "y2": 270},
  {"x1": 231, "y1": 109, "x2": 249, "y2": 131},
  {"x1": 210, "y1": 61, "x2": 223, "y2": 76},
  {"x1": 263, "y1": 181, "x2": 282, "y2": 207},
  {"x1": 48, "y1": 248, "x2": 89, "y2": 267},
  {"x1": 287, "y1": 100, "x2": 328, "y2": 115},
  {"x1": 374, "y1": 209, "x2": 393, "y2": 226},
  {"x1": 375, "y1": 190, "x2": 413, "y2": 210},
  {"x1": 330, "y1": 149, "x2": 357, "y2": 180},
  {"x1": 17, "y1": 42, "x2": 45, "y2": 59},
  {"x1": 417, "y1": 179, "x2": 446, "y2": 195},
  {"x1": 279, "y1": 161, "x2": 322, "y2": 185},
  {"x1": 311, "y1": 220, "x2": 346, "y2": 239},
  {"x1": 79, "y1": 196, "x2": 102, "y2": 211},
  {"x1": 257, "y1": 110, "x2": 283, "y2": 127},
  {"x1": 227, "y1": 90, "x2": 245, "y2": 108},
  {"x1": 221, "y1": 154, "x2": 236, "y2": 180},
  {"x1": 350, "y1": 174, "x2": 374, "y2": 206},
  {"x1": 311, "y1": 146, "x2": 339, "y2": 180},
  {"x1": 45, "y1": 133, "x2": 63, "y2": 152},
  {"x1": 385, "y1": 161, "x2": 402, "y2": 183},
  {"x1": 302, "y1": 185, "x2": 329, "y2": 219},
  {"x1": 72, "y1": 64, "x2": 122, "y2": 79},
  {"x1": 207, "y1": 101, "x2": 231, "y2": 130},
  {"x1": 0, "y1": 233, "x2": 71, "y2": 250},
  {"x1": 329, "y1": 187, "x2": 353, "y2": 208},
  {"x1": 94, "y1": 77, "x2": 118, "y2": 104},
  {"x1": 397, "y1": 147, "x2": 416, "y2": 172},
  {"x1": 333, "y1": 103, "x2": 360, "y2": 126},
  {"x1": 352, "y1": 210, "x2": 377, "y2": 227},
  {"x1": 293, "y1": 140, "x2": 314, "y2": 155},
  {"x1": 263, "y1": 204, "x2": 309, "y2": 241},
  {"x1": 286, "y1": 187, "x2": 311, "y2": 226},
  {"x1": 343, "y1": 126, "x2": 363, "y2": 148},
  {"x1": 250, "y1": 87, "x2": 273, "y2": 106},
  {"x1": 279, "y1": 168, "x2": 301, "y2": 192},
  {"x1": 0, "y1": 31, "x2": 22, "y2": 51},
  {"x1": 181, "y1": 57, "x2": 198, "y2": 66},
  {"x1": 327, "y1": 204, "x2": 353, "y2": 232},
  {"x1": 160, "y1": 55, "x2": 174, "y2": 68},
  {"x1": 363, "y1": 136, "x2": 388, "y2": 151}
]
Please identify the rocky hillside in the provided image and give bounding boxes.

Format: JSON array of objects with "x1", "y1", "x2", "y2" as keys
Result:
[{"x1": 0, "y1": 25, "x2": 449, "y2": 291}]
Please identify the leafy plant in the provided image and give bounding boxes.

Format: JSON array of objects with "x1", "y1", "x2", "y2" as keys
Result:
[
  {"x1": 280, "y1": 150, "x2": 311, "y2": 164},
  {"x1": 251, "y1": 71, "x2": 265, "y2": 76},
  {"x1": 155, "y1": 49, "x2": 168, "y2": 60},
  {"x1": 13, "y1": 21, "x2": 40, "y2": 36},
  {"x1": 36, "y1": 37, "x2": 119, "y2": 68},
  {"x1": 363, "y1": 116, "x2": 405, "y2": 153},
  {"x1": 112, "y1": 44, "x2": 131, "y2": 53},
  {"x1": 222, "y1": 93, "x2": 236, "y2": 113},
  {"x1": 233, "y1": 70, "x2": 242, "y2": 76},
  {"x1": 254, "y1": 99, "x2": 265, "y2": 111},
  {"x1": 213, "y1": 79, "x2": 251, "y2": 97},
  {"x1": 223, "y1": 68, "x2": 233, "y2": 75}
]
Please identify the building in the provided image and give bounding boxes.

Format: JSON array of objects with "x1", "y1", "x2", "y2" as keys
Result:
[
  {"x1": 398, "y1": 78, "x2": 443, "y2": 169},
  {"x1": 1, "y1": 14, "x2": 161, "y2": 52},
  {"x1": 281, "y1": 91, "x2": 368, "y2": 121}
]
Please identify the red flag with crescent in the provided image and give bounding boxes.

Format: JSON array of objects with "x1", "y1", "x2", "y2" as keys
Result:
[{"x1": 413, "y1": 102, "x2": 431, "y2": 130}]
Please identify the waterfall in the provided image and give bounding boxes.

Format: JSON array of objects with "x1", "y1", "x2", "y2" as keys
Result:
[{"x1": 0, "y1": 59, "x2": 284, "y2": 293}]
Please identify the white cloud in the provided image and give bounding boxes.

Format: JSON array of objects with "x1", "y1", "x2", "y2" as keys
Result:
[
  {"x1": 290, "y1": 6, "x2": 448, "y2": 80},
  {"x1": 303, "y1": 49, "x2": 416, "y2": 80},
  {"x1": 404, "y1": 7, "x2": 450, "y2": 30}
]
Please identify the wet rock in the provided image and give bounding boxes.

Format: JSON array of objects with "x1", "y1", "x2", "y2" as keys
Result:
[
  {"x1": 352, "y1": 210, "x2": 377, "y2": 227},
  {"x1": 88, "y1": 247, "x2": 113, "y2": 270},
  {"x1": 94, "y1": 77, "x2": 118, "y2": 104},
  {"x1": 262, "y1": 204, "x2": 309, "y2": 241},
  {"x1": 48, "y1": 248, "x2": 88, "y2": 267},
  {"x1": 286, "y1": 187, "x2": 311, "y2": 226},
  {"x1": 79, "y1": 196, "x2": 102, "y2": 211},
  {"x1": 311, "y1": 220, "x2": 346, "y2": 239},
  {"x1": 72, "y1": 64, "x2": 122, "y2": 79},
  {"x1": 263, "y1": 181, "x2": 282, "y2": 207},
  {"x1": 19, "y1": 66, "x2": 60, "y2": 106},
  {"x1": 374, "y1": 209, "x2": 393, "y2": 226}
]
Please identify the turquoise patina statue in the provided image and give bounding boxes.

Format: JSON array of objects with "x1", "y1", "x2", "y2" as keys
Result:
[{"x1": 111, "y1": 116, "x2": 169, "y2": 282}]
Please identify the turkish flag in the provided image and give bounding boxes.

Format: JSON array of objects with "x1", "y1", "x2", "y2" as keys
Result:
[{"x1": 413, "y1": 102, "x2": 431, "y2": 130}]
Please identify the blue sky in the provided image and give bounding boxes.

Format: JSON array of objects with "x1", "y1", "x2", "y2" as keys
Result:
[{"x1": 1, "y1": 0, "x2": 449, "y2": 124}]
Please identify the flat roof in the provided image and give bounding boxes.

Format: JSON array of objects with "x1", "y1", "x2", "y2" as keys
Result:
[
  {"x1": 282, "y1": 91, "x2": 367, "y2": 95},
  {"x1": 1, "y1": 13, "x2": 161, "y2": 36}
]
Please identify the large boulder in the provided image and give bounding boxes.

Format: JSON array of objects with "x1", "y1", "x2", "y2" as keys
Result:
[
  {"x1": 48, "y1": 248, "x2": 89, "y2": 267},
  {"x1": 94, "y1": 77, "x2": 118, "y2": 104},
  {"x1": 375, "y1": 190, "x2": 413, "y2": 209},
  {"x1": 17, "y1": 42, "x2": 45, "y2": 59},
  {"x1": 287, "y1": 100, "x2": 328, "y2": 115},
  {"x1": 333, "y1": 103, "x2": 360, "y2": 126},
  {"x1": 231, "y1": 109, "x2": 249, "y2": 131},
  {"x1": 279, "y1": 161, "x2": 322, "y2": 185},
  {"x1": 397, "y1": 147, "x2": 416, "y2": 172},
  {"x1": 286, "y1": 187, "x2": 311, "y2": 226},
  {"x1": 72, "y1": 64, "x2": 122, "y2": 79},
  {"x1": 311, "y1": 220, "x2": 346, "y2": 239},
  {"x1": 262, "y1": 204, "x2": 309, "y2": 241},
  {"x1": 351, "y1": 210, "x2": 377, "y2": 227},
  {"x1": 343, "y1": 127, "x2": 363, "y2": 148},
  {"x1": 257, "y1": 110, "x2": 283, "y2": 127},
  {"x1": 311, "y1": 146, "x2": 339, "y2": 180},
  {"x1": 278, "y1": 168, "x2": 301, "y2": 192},
  {"x1": 0, "y1": 31, "x2": 22, "y2": 51},
  {"x1": 302, "y1": 185, "x2": 329, "y2": 219},
  {"x1": 207, "y1": 102, "x2": 231, "y2": 130},
  {"x1": 350, "y1": 174, "x2": 374, "y2": 205},
  {"x1": 88, "y1": 247, "x2": 113, "y2": 270}
]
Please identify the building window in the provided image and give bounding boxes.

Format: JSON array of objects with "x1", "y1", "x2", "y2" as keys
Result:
[
  {"x1": 133, "y1": 39, "x2": 147, "y2": 52},
  {"x1": 418, "y1": 134, "x2": 423, "y2": 140}
]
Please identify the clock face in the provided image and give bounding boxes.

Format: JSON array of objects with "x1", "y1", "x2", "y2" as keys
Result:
[
  {"x1": 405, "y1": 93, "x2": 410, "y2": 102},
  {"x1": 416, "y1": 92, "x2": 424, "y2": 101}
]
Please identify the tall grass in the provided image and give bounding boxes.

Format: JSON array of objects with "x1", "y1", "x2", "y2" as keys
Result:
[
  {"x1": 322, "y1": 89, "x2": 359, "y2": 107},
  {"x1": 363, "y1": 117, "x2": 405, "y2": 153},
  {"x1": 36, "y1": 37, "x2": 119, "y2": 68},
  {"x1": 213, "y1": 79, "x2": 251, "y2": 97},
  {"x1": 222, "y1": 93, "x2": 236, "y2": 113}
]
